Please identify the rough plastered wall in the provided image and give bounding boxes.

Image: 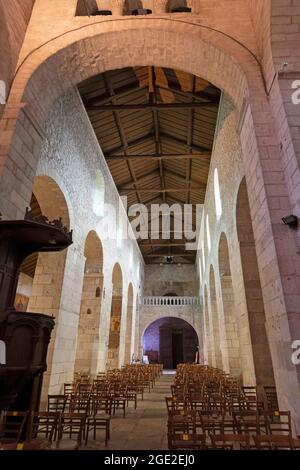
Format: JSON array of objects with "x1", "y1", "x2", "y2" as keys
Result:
[
  {"x1": 27, "y1": 87, "x2": 144, "y2": 397},
  {"x1": 198, "y1": 94, "x2": 257, "y2": 385},
  {"x1": 143, "y1": 265, "x2": 198, "y2": 296}
]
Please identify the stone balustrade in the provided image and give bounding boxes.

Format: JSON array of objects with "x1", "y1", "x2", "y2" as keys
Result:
[{"x1": 142, "y1": 296, "x2": 200, "y2": 306}]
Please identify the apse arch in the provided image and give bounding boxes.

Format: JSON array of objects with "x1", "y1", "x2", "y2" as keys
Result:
[{"x1": 142, "y1": 316, "x2": 199, "y2": 369}]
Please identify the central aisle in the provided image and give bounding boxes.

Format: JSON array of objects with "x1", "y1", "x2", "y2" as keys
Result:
[{"x1": 87, "y1": 372, "x2": 174, "y2": 450}]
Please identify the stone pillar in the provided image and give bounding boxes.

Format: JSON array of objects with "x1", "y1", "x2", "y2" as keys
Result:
[
  {"x1": 153, "y1": 0, "x2": 168, "y2": 14},
  {"x1": 111, "y1": 0, "x2": 125, "y2": 15},
  {"x1": 28, "y1": 243, "x2": 85, "y2": 407},
  {"x1": 96, "y1": 282, "x2": 112, "y2": 372},
  {"x1": 187, "y1": 1, "x2": 200, "y2": 14}
]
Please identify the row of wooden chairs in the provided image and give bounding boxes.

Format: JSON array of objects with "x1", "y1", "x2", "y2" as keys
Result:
[
  {"x1": 0, "y1": 409, "x2": 109, "y2": 450},
  {"x1": 166, "y1": 365, "x2": 300, "y2": 450}
]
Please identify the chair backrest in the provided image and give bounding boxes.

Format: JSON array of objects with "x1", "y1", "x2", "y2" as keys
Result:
[
  {"x1": 48, "y1": 395, "x2": 67, "y2": 413},
  {"x1": 0, "y1": 411, "x2": 29, "y2": 442},
  {"x1": 58, "y1": 413, "x2": 86, "y2": 445},
  {"x1": 92, "y1": 397, "x2": 112, "y2": 416},
  {"x1": 211, "y1": 433, "x2": 250, "y2": 450},
  {"x1": 264, "y1": 410, "x2": 292, "y2": 436},
  {"x1": 28, "y1": 412, "x2": 59, "y2": 443}
]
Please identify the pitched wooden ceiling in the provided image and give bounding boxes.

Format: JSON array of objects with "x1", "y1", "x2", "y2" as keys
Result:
[{"x1": 78, "y1": 67, "x2": 221, "y2": 265}]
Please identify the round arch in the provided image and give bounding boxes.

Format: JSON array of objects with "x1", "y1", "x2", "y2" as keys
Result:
[
  {"x1": 0, "y1": 20, "x2": 268, "y2": 221},
  {"x1": 75, "y1": 229, "x2": 104, "y2": 375},
  {"x1": 142, "y1": 316, "x2": 199, "y2": 368}
]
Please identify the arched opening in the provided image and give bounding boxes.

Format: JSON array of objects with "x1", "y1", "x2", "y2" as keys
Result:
[
  {"x1": 107, "y1": 262, "x2": 123, "y2": 370},
  {"x1": 18, "y1": 175, "x2": 71, "y2": 403},
  {"x1": 143, "y1": 317, "x2": 198, "y2": 369},
  {"x1": 236, "y1": 177, "x2": 275, "y2": 386},
  {"x1": 204, "y1": 285, "x2": 212, "y2": 365},
  {"x1": 74, "y1": 230, "x2": 104, "y2": 376},
  {"x1": 124, "y1": 282, "x2": 134, "y2": 365},
  {"x1": 209, "y1": 265, "x2": 223, "y2": 370},
  {"x1": 218, "y1": 232, "x2": 241, "y2": 377}
]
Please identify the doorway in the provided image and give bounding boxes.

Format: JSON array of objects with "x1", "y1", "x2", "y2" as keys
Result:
[
  {"x1": 143, "y1": 317, "x2": 198, "y2": 369},
  {"x1": 172, "y1": 331, "x2": 184, "y2": 368}
]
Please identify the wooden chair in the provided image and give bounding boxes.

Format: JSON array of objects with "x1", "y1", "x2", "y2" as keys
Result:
[
  {"x1": 0, "y1": 411, "x2": 29, "y2": 445},
  {"x1": 27, "y1": 411, "x2": 59, "y2": 448},
  {"x1": 52, "y1": 413, "x2": 86, "y2": 450},
  {"x1": 211, "y1": 433, "x2": 251, "y2": 450},
  {"x1": 168, "y1": 432, "x2": 207, "y2": 450},
  {"x1": 48, "y1": 395, "x2": 67, "y2": 413},
  {"x1": 253, "y1": 434, "x2": 294, "y2": 450},
  {"x1": 85, "y1": 397, "x2": 111, "y2": 446}
]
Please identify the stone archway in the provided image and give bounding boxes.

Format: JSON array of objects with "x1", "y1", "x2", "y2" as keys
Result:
[
  {"x1": 23, "y1": 175, "x2": 72, "y2": 405},
  {"x1": 142, "y1": 316, "x2": 199, "y2": 369},
  {"x1": 74, "y1": 230, "x2": 104, "y2": 377},
  {"x1": 236, "y1": 177, "x2": 275, "y2": 387},
  {"x1": 0, "y1": 17, "x2": 299, "y2": 429}
]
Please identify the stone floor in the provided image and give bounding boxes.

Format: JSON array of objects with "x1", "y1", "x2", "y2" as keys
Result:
[{"x1": 84, "y1": 372, "x2": 174, "y2": 450}]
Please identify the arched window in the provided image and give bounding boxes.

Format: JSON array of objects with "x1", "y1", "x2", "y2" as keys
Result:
[
  {"x1": 96, "y1": 287, "x2": 101, "y2": 298},
  {"x1": 206, "y1": 214, "x2": 211, "y2": 252},
  {"x1": 214, "y1": 168, "x2": 222, "y2": 220},
  {"x1": 93, "y1": 170, "x2": 105, "y2": 217}
]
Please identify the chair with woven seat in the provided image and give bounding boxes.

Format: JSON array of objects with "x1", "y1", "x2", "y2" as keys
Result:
[
  {"x1": 169, "y1": 432, "x2": 207, "y2": 450},
  {"x1": 52, "y1": 413, "x2": 86, "y2": 450},
  {"x1": 211, "y1": 433, "x2": 251, "y2": 450},
  {"x1": 27, "y1": 411, "x2": 59, "y2": 449},
  {"x1": 253, "y1": 434, "x2": 295, "y2": 450},
  {"x1": 48, "y1": 395, "x2": 67, "y2": 413},
  {"x1": 85, "y1": 397, "x2": 112, "y2": 446}
]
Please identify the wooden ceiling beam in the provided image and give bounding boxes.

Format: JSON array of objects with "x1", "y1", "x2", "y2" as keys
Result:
[
  {"x1": 160, "y1": 132, "x2": 210, "y2": 153},
  {"x1": 157, "y1": 81, "x2": 220, "y2": 104},
  {"x1": 87, "y1": 101, "x2": 218, "y2": 111},
  {"x1": 144, "y1": 253, "x2": 195, "y2": 258},
  {"x1": 119, "y1": 187, "x2": 204, "y2": 194},
  {"x1": 105, "y1": 131, "x2": 155, "y2": 157},
  {"x1": 106, "y1": 152, "x2": 210, "y2": 161},
  {"x1": 83, "y1": 81, "x2": 146, "y2": 107}
]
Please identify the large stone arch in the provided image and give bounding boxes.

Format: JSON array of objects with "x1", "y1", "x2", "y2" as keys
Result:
[
  {"x1": 74, "y1": 230, "x2": 104, "y2": 377},
  {"x1": 142, "y1": 316, "x2": 199, "y2": 368},
  {"x1": 0, "y1": 16, "x2": 299, "y2": 430}
]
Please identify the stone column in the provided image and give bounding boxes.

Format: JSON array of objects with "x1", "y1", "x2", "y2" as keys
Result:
[
  {"x1": 187, "y1": 0, "x2": 200, "y2": 14},
  {"x1": 111, "y1": 0, "x2": 125, "y2": 15},
  {"x1": 153, "y1": 0, "x2": 168, "y2": 14}
]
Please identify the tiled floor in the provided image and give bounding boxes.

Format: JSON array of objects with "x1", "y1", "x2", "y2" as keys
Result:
[{"x1": 84, "y1": 373, "x2": 174, "y2": 450}]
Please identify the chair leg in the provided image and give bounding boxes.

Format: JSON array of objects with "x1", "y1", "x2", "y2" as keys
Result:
[{"x1": 85, "y1": 425, "x2": 89, "y2": 446}]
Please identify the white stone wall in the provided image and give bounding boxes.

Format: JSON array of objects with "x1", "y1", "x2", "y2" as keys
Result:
[
  {"x1": 197, "y1": 94, "x2": 257, "y2": 384},
  {"x1": 32, "y1": 87, "x2": 144, "y2": 394}
]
